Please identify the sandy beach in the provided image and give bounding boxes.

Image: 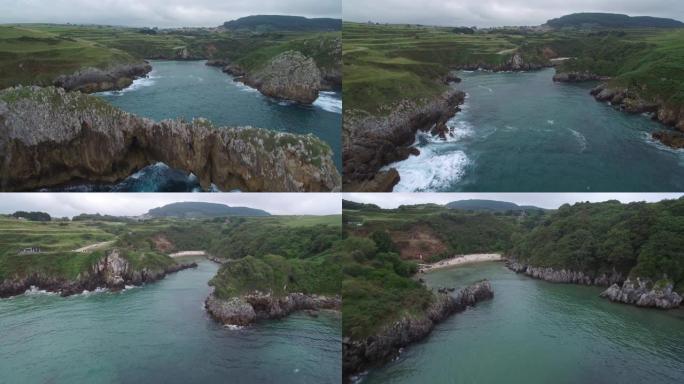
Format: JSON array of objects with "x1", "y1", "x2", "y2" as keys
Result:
[
  {"x1": 419, "y1": 253, "x2": 502, "y2": 273},
  {"x1": 169, "y1": 250, "x2": 206, "y2": 258}
]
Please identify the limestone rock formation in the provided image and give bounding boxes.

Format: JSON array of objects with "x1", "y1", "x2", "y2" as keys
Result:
[
  {"x1": 552, "y1": 71, "x2": 610, "y2": 82},
  {"x1": 0, "y1": 86, "x2": 340, "y2": 192},
  {"x1": 343, "y1": 90, "x2": 465, "y2": 191},
  {"x1": 600, "y1": 279, "x2": 682, "y2": 309},
  {"x1": 54, "y1": 62, "x2": 152, "y2": 93},
  {"x1": 343, "y1": 280, "x2": 493, "y2": 379},
  {"x1": 245, "y1": 51, "x2": 322, "y2": 104},
  {"x1": 205, "y1": 291, "x2": 341, "y2": 326},
  {"x1": 506, "y1": 260, "x2": 623, "y2": 286}
]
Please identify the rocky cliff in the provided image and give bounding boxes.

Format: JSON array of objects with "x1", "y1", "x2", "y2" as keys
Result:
[
  {"x1": 343, "y1": 90, "x2": 465, "y2": 191},
  {"x1": 0, "y1": 86, "x2": 340, "y2": 191},
  {"x1": 242, "y1": 51, "x2": 322, "y2": 104},
  {"x1": 552, "y1": 71, "x2": 611, "y2": 83},
  {"x1": 0, "y1": 248, "x2": 197, "y2": 298},
  {"x1": 54, "y1": 62, "x2": 152, "y2": 93},
  {"x1": 506, "y1": 259, "x2": 681, "y2": 309},
  {"x1": 456, "y1": 53, "x2": 549, "y2": 72},
  {"x1": 586, "y1": 83, "x2": 684, "y2": 148},
  {"x1": 342, "y1": 280, "x2": 493, "y2": 379},
  {"x1": 205, "y1": 291, "x2": 341, "y2": 326},
  {"x1": 600, "y1": 278, "x2": 683, "y2": 309}
]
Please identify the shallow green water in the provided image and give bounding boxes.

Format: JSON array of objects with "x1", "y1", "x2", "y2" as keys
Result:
[
  {"x1": 0, "y1": 260, "x2": 341, "y2": 383},
  {"x1": 363, "y1": 262, "x2": 684, "y2": 384},
  {"x1": 388, "y1": 69, "x2": 684, "y2": 192}
]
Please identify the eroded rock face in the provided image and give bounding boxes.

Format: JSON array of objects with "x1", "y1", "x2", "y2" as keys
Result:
[
  {"x1": 343, "y1": 90, "x2": 465, "y2": 191},
  {"x1": 205, "y1": 291, "x2": 341, "y2": 326},
  {"x1": 54, "y1": 62, "x2": 152, "y2": 93},
  {"x1": 0, "y1": 248, "x2": 197, "y2": 298},
  {"x1": 589, "y1": 83, "x2": 684, "y2": 148},
  {"x1": 0, "y1": 86, "x2": 340, "y2": 191},
  {"x1": 601, "y1": 279, "x2": 683, "y2": 309},
  {"x1": 552, "y1": 71, "x2": 611, "y2": 83},
  {"x1": 505, "y1": 260, "x2": 623, "y2": 286},
  {"x1": 246, "y1": 51, "x2": 322, "y2": 104},
  {"x1": 456, "y1": 53, "x2": 548, "y2": 72},
  {"x1": 343, "y1": 280, "x2": 493, "y2": 379}
]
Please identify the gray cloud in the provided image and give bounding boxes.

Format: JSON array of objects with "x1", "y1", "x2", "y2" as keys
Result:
[
  {"x1": 343, "y1": 0, "x2": 684, "y2": 27},
  {"x1": 0, "y1": 193, "x2": 341, "y2": 218},
  {"x1": 0, "y1": 0, "x2": 340, "y2": 27},
  {"x1": 343, "y1": 193, "x2": 684, "y2": 210}
]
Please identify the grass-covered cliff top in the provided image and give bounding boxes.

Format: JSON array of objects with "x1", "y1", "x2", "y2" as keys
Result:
[
  {"x1": 343, "y1": 22, "x2": 684, "y2": 115},
  {"x1": 0, "y1": 24, "x2": 340, "y2": 89}
]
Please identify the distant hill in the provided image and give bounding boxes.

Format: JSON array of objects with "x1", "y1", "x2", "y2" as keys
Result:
[
  {"x1": 445, "y1": 200, "x2": 545, "y2": 213},
  {"x1": 342, "y1": 200, "x2": 381, "y2": 211},
  {"x1": 547, "y1": 13, "x2": 684, "y2": 29},
  {"x1": 146, "y1": 202, "x2": 270, "y2": 218},
  {"x1": 222, "y1": 15, "x2": 342, "y2": 32}
]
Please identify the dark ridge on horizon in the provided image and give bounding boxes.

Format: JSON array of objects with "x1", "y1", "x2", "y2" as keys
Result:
[
  {"x1": 546, "y1": 12, "x2": 684, "y2": 29},
  {"x1": 146, "y1": 202, "x2": 271, "y2": 218},
  {"x1": 223, "y1": 14, "x2": 341, "y2": 32}
]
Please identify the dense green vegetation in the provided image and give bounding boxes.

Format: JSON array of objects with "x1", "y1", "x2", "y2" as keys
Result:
[
  {"x1": 343, "y1": 20, "x2": 684, "y2": 115},
  {"x1": 11, "y1": 211, "x2": 51, "y2": 221},
  {"x1": 0, "y1": 22, "x2": 340, "y2": 89},
  {"x1": 222, "y1": 15, "x2": 341, "y2": 32},
  {"x1": 546, "y1": 13, "x2": 684, "y2": 29},
  {"x1": 342, "y1": 235, "x2": 431, "y2": 339},
  {"x1": 208, "y1": 215, "x2": 342, "y2": 299},
  {"x1": 511, "y1": 198, "x2": 684, "y2": 293},
  {"x1": 147, "y1": 202, "x2": 270, "y2": 218}
]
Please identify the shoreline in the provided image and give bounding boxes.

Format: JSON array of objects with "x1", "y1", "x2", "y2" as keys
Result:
[
  {"x1": 419, "y1": 253, "x2": 502, "y2": 273},
  {"x1": 169, "y1": 250, "x2": 206, "y2": 258}
]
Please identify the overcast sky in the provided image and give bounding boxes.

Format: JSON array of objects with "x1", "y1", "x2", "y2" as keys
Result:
[
  {"x1": 343, "y1": 0, "x2": 684, "y2": 27},
  {"x1": 0, "y1": 0, "x2": 340, "y2": 28},
  {"x1": 0, "y1": 193, "x2": 341, "y2": 218},
  {"x1": 343, "y1": 193, "x2": 684, "y2": 210}
]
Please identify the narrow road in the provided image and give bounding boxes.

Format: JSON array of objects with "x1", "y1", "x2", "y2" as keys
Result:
[{"x1": 73, "y1": 240, "x2": 115, "y2": 253}]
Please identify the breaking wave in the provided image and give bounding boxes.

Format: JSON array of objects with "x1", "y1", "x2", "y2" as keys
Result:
[{"x1": 313, "y1": 91, "x2": 342, "y2": 114}]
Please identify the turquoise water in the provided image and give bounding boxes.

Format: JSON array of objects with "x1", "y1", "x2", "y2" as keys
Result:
[
  {"x1": 388, "y1": 69, "x2": 684, "y2": 192},
  {"x1": 363, "y1": 262, "x2": 684, "y2": 384},
  {"x1": 0, "y1": 259, "x2": 341, "y2": 383},
  {"x1": 91, "y1": 60, "x2": 341, "y2": 191}
]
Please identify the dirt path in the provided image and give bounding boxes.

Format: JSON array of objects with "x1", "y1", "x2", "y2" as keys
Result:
[
  {"x1": 169, "y1": 250, "x2": 206, "y2": 258},
  {"x1": 419, "y1": 253, "x2": 502, "y2": 273},
  {"x1": 73, "y1": 240, "x2": 115, "y2": 253}
]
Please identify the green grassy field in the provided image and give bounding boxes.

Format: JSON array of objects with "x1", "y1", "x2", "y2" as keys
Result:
[
  {"x1": 0, "y1": 24, "x2": 340, "y2": 89},
  {"x1": 343, "y1": 22, "x2": 684, "y2": 114}
]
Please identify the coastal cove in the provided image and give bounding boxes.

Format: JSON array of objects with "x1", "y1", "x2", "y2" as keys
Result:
[
  {"x1": 0, "y1": 258, "x2": 341, "y2": 384},
  {"x1": 361, "y1": 262, "x2": 684, "y2": 384},
  {"x1": 386, "y1": 68, "x2": 684, "y2": 192},
  {"x1": 75, "y1": 60, "x2": 341, "y2": 192}
]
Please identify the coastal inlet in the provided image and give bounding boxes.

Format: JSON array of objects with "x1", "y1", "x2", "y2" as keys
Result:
[
  {"x1": 386, "y1": 68, "x2": 684, "y2": 192},
  {"x1": 94, "y1": 60, "x2": 342, "y2": 192},
  {"x1": 0, "y1": 258, "x2": 341, "y2": 383},
  {"x1": 361, "y1": 261, "x2": 684, "y2": 384}
]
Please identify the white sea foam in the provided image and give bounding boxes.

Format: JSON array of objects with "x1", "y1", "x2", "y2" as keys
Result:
[
  {"x1": 568, "y1": 128, "x2": 587, "y2": 152},
  {"x1": 24, "y1": 286, "x2": 57, "y2": 296},
  {"x1": 223, "y1": 324, "x2": 244, "y2": 330},
  {"x1": 478, "y1": 85, "x2": 493, "y2": 93},
  {"x1": 97, "y1": 73, "x2": 158, "y2": 96},
  {"x1": 388, "y1": 146, "x2": 469, "y2": 192},
  {"x1": 313, "y1": 91, "x2": 342, "y2": 114},
  {"x1": 547, "y1": 120, "x2": 555, "y2": 125}
]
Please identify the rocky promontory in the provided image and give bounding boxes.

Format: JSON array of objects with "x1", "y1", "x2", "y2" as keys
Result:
[
  {"x1": 600, "y1": 278, "x2": 683, "y2": 309},
  {"x1": 343, "y1": 90, "x2": 465, "y2": 191},
  {"x1": 506, "y1": 260, "x2": 623, "y2": 286},
  {"x1": 457, "y1": 53, "x2": 549, "y2": 72},
  {"x1": 242, "y1": 51, "x2": 322, "y2": 104},
  {"x1": 54, "y1": 62, "x2": 152, "y2": 93},
  {"x1": 552, "y1": 71, "x2": 610, "y2": 83},
  {"x1": 0, "y1": 248, "x2": 197, "y2": 298},
  {"x1": 342, "y1": 280, "x2": 493, "y2": 379},
  {"x1": 205, "y1": 291, "x2": 341, "y2": 326},
  {"x1": 0, "y1": 86, "x2": 340, "y2": 191}
]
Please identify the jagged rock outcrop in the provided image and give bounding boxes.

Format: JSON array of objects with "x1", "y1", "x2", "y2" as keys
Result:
[
  {"x1": 600, "y1": 278, "x2": 683, "y2": 309},
  {"x1": 205, "y1": 291, "x2": 341, "y2": 326},
  {"x1": 0, "y1": 86, "x2": 340, "y2": 191},
  {"x1": 589, "y1": 83, "x2": 684, "y2": 148},
  {"x1": 244, "y1": 51, "x2": 322, "y2": 104},
  {"x1": 343, "y1": 90, "x2": 465, "y2": 191},
  {"x1": 0, "y1": 248, "x2": 197, "y2": 298},
  {"x1": 343, "y1": 280, "x2": 493, "y2": 379},
  {"x1": 552, "y1": 71, "x2": 610, "y2": 82},
  {"x1": 457, "y1": 53, "x2": 549, "y2": 72},
  {"x1": 54, "y1": 62, "x2": 152, "y2": 93},
  {"x1": 505, "y1": 260, "x2": 623, "y2": 286}
]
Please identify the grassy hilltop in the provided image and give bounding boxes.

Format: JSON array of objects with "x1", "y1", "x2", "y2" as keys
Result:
[
  {"x1": 0, "y1": 22, "x2": 341, "y2": 89},
  {"x1": 343, "y1": 21, "x2": 684, "y2": 115},
  {"x1": 0, "y1": 214, "x2": 342, "y2": 299}
]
